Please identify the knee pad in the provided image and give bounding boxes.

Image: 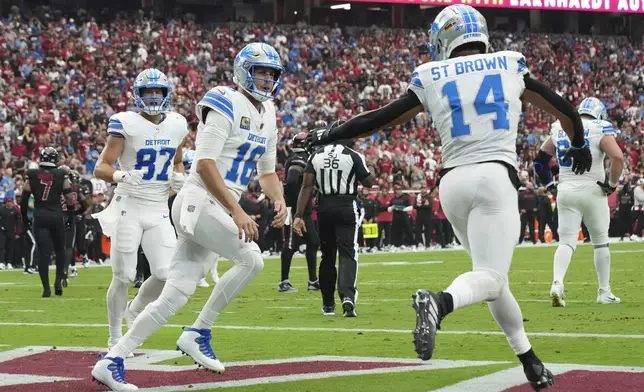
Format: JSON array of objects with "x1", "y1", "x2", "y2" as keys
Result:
[
  {"x1": 234, "y1": 249, "x2": 264, "y2": 276},
  {"x1": 111, "y1": 251, "x2": 138, "y2": 283},
  {"x1": 476, "y1": 268, "x2": 508, "y2": 301},
  {"x1": 152, "y1": 267, "x2": 169, "y2": 282},
  {"x1": 165, "y1": 276, "x2": 198, "y2": 299}
]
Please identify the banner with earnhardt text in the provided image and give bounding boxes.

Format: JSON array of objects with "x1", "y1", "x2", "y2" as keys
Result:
[{"x1": 335, "y1": 0, "x2": 644, "y2": 14}]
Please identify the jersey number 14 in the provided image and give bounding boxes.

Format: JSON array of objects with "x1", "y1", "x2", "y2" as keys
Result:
[{"x1": 442, "y1": 74, "x2": 510, "y2": 138}]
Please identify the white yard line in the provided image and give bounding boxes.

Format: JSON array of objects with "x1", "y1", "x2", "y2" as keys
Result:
[{"x1": 0, "y1": 321, "x2": 642, "y2": 339}]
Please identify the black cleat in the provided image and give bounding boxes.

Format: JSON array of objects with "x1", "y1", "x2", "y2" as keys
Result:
[
  {"x1": 342, "y1": 298, "x2": 357, "y2": 317},
  {"x1": 412, "y1": 289, "x2": 442, "y2": 361},
  {"x1": 307, "y1": 280, "x2": 320, "y2": 291},
  {"x1": 321, "y1": 304, "x2": 335, "y2": 316},
  {"x1": 523, "y1": 361, "x2": 555, "y2": 391},
  {"x1": 54, "y1": 285, "x2": 63, "y2": 296}
]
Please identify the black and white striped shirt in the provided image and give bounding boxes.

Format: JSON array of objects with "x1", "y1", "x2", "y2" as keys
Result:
[{"x1": 305, "y1": 144, "x2": 370, "y2": 199}]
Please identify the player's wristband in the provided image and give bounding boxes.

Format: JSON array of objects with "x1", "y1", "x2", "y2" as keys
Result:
[
  {"x1": 609, "y1": 180, "x2": 619, "y2": 188},
  {"x1": 112, "y1": 170, "x2": 127, "y2": 183}
]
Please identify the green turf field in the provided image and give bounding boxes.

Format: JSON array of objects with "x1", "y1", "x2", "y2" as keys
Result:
[{"x1": 0, "y1": 242, "x2": 642, "y2": 392}]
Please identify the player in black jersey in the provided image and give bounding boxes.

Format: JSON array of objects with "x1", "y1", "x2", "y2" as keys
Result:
[
  {"x1": 61, "y1": 168, "x2": 90, "y2": 284},
  {"x1": 278, "y1": 130, "x2": 320, "y2": 293},
  {"x1": 20, "y1": 147, "x2": 78, "y2": 297}
]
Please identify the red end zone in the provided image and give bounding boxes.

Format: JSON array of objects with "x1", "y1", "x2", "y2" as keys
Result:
[
  {"x1": 0, "y1": 348, "x2": 442, "y2": 392},
  {"x1": 505, "y1": 370, "x2": 644, "y2": 392}
]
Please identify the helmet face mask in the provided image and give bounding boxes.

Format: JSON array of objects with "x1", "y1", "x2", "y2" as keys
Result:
[
  {"x1": 133, "y1": 68, "x2": 172, "y2": 115},
  {"x1": 233, "y1": 43, "x2": 284, "y2": 102}
]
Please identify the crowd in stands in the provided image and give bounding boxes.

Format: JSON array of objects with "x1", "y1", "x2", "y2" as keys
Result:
[{"x1": 0, "y1": 5, "x2": 642, "y2": 248}]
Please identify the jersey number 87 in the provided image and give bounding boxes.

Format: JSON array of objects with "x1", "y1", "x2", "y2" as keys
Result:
[
  {"x1": 136, "y1": 147, "x2": 177, "y2": 181},
  {"x1": 442, "y1": 74, "x2": 510, "y2": 138},
  {"x1": 556, "y1": 136, "x2": 590, "y2": 168}
]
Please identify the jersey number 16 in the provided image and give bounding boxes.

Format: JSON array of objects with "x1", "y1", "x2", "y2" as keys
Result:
[{"x1": 225, "y1": 142, "x2": 266, "y2": 186}]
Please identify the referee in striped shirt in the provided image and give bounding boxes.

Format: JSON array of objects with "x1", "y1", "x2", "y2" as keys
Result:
[{"x1": 293, "y1": 137, "x2": 375, "y2": 317}]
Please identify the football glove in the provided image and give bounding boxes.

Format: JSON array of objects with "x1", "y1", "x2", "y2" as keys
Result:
[
  {"x1": 112, "y1": 169, "x2": 146, "y2": 185},
  {"x1": 563, "y1": 145, "x2": 592, "y2": 175},
  {"x1": 170, "y1": 172, "x2": 186, "y2": 192},
  {"x1": 305, "y1": 120, "x2": 347, "y2": 149},
  {"x1": 306, "y1": 127, "x2": 330, "y2": 149},
  {"x1": 596, "y1": 180, "x2": 617, "y2": 195}
]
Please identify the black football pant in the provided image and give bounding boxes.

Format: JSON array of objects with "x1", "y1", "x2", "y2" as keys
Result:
[
  {"x1": 519, "y1": 212, "x2": 536, "y2": 244},
  {"x1": 0, "y1": 231, "x2": 15, "y2": 268},
  {"x1": 414, "y1": 211, "x2": 432, "y2": 246},
  {"x1": 281, "y1": 214, "x2": 319, "y2": 282},
  {"x1": 538, "y1": 215, "x2": 559, "y2": 242},
  {"x1": 317, "y1": 202, "x2": 363, "y2": 306},
  {"x1": 33, "y1": 213, "x2": 66, "y2": 292}
]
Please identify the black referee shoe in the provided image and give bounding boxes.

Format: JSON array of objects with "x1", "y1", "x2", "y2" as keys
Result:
[{"x1": 342, "y1": 298, "x2": 357, "y2": 317}]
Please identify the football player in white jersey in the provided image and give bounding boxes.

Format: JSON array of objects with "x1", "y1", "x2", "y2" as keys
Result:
[
  {"x1": 91, "y1": 43, "x2": 287, "y2": 391},
  {"x1": 307, "y1": 5, "x2": 593, "y2": 390},
  {"x1": 91, "y1": 68, "x2": 189, "y2": 360},
  {"x1": 534, "y1": 97, "x2": 624, "y2": 307}
]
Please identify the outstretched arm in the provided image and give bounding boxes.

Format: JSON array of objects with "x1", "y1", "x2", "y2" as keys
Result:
[{"x1": 311, "y1": 92, "x2": 424, "y2": 144}]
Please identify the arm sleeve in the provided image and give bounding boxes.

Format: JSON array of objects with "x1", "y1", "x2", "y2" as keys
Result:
[
  {"x1": 523, "y1": 74, "x2": 585, "y2": 147},
  {"x1": 194, "y1": 109, "x2": 232, "y2": 163},
  {"x1": 107, "y1": 115, "x2": 126, "y2": 138},
  {"x1": 257, "y1": 130, "x2": 277, "y2": 175},
  {"x1": 327, "y1": 92, "x2": 421, "y2": 142}
]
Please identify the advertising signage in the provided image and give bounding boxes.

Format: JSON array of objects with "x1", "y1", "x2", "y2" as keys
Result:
[{"x1": 335, "y1": 0, "x2": 644, "y2": 13}]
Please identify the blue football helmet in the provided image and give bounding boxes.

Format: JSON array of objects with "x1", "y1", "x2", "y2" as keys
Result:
[
  {"x1": 578, "y1": 97, "x2": 608, "y2": 120},
  {"x1": 133, "y1": 68, "x2": 171, "y2": 115},
  {"x1": 428, "y1": 5, "x2": 489, "y2": 62},
  {"x1": 233, "y1": 43, "x2": 284, "y2": 102}
]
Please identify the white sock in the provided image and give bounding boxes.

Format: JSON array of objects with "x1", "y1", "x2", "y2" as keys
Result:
[
  {"x1": 106, "y1": 277, "x2": 129, "y2": 343},
  {"x1": 593, "y1": 245, "x2": 611, "y2": 291},
  {"x1": 553, "y1": 245, "x2": 574, "y2": 284},
  {"x1": 129, "y1": 276, "x2": 165, "y2": 315},
  {"x1": 108, "y1": 283, "x2": 191, "y2": 359},
  {"x1": 192, "y1": 250, "x2": 263, "y2": 330},
  {"x1": 444, "y1": 269, "x2": 506, "y2": 311},
  {"x1": 488, "y1": 285, "x2": 532, "y2": 355}
]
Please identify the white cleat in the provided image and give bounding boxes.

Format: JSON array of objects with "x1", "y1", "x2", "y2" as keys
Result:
[
  {"x1": 176, "y1": 327, "x2": 225, "y2": 374},
  {"x1": 550, "y1": 281, "x2": 566, "y2": 307},
  {"x1": 597, "y1": 289, "x2": 621, "y2": 304},
  {"x1": 198, "y1": 278, "x2": 210, "y2": 288},
  {"x1": 91, "y1": 356, "x2": 138, "y2": 391}
]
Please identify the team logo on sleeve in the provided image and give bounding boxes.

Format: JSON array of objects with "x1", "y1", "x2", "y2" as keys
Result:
[{"x1": 240, "y1": 117, "x2": 251, "y2": 130}]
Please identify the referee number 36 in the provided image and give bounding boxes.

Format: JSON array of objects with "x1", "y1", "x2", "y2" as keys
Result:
[{"x1": 323, "y1": 157, "x2": 339, "y2": 169}]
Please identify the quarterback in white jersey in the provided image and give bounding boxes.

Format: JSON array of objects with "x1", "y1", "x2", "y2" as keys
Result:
[
  {"x1": 91, "y1": 68, "x2": 188, "y2": 369},
  {"x1": 92, "y1": 43, "x2": 287, "y2": 391},
  {"x1": 535, "y1": 97, "x2": 624, "y2": 307},
  {"x1": 307, "y1": 5, "x2": 594, "y2": 390}
]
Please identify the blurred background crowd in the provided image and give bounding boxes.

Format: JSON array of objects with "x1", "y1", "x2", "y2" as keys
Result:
[{"x1": 0, "y1": 4, "x2": 642, "y2": 267}]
